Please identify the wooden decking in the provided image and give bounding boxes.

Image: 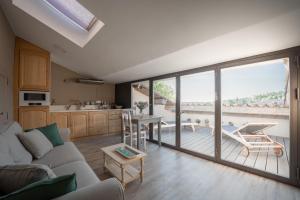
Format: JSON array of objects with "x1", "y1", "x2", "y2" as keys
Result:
[{"x1": 153, "y1": 127, "x2": 290, "y2": 177}]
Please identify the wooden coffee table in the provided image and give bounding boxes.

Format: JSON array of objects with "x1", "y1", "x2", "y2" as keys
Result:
[{"x1": 101, "y1": 143, "x2": 146, "y2": 187}]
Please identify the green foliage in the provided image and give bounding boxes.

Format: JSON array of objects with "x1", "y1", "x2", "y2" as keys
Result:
[
  {"x1": 153, "y1": 81, "x2": 175, "y2": 100},
  {"x1": 223, "y1": 91, "x2": 286, "y2": 105}
]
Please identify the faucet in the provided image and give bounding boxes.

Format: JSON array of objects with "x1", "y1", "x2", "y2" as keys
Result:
[
  {"x1": 65, "y1": 104, "x2": 72, "y2": 110},
  {"x1": 66, "y1": 100, "x2": 84, "y2": 110}
]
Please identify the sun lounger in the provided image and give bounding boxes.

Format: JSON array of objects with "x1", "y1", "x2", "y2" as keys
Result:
[{"x1": 222, "y1": 123, "x2": 284, "y2": 157}]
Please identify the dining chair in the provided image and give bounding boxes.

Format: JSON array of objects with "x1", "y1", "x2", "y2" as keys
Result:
[{"x1": 122, "y1": 110, "x2": 147, "y2": 150}]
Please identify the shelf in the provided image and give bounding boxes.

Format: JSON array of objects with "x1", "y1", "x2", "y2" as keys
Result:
[{"x1": 105, "y1": 162, "x2": 140, "y2": 184}]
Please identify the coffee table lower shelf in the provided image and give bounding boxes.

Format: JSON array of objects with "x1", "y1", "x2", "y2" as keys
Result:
[{"x1": 105, "y1": 161, "x2": 141, "y2": 186}]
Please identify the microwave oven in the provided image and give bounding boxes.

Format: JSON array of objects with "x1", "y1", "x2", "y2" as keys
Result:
[{"x1": 19, "y1": 91, "x2": 50, "y2": 106}]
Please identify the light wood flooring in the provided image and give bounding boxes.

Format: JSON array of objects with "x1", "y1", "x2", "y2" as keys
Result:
[{"x1": 74, "y1": 134, "x2": 300, "y2": 200}]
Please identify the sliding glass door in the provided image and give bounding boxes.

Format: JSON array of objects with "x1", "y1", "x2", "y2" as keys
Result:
[
  {"x1": 180, "y1": 71, "x2": 215, "y2": 157},
  {"x1": 145, "y1": 52, "x2": 298, "y2": 183},
  {"x1": 221, "y1": 58, "x2": 291, "y2": 178},
  {"x1": 153, "y1": 78, "x2": 176, "y2": 146}
]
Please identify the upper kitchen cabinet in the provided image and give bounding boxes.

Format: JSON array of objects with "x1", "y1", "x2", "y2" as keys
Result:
[{"x1": 15, "y1": 38, "x2": 51, "y2": 91}]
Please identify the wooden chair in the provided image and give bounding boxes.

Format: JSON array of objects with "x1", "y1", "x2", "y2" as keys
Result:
[{"x1": 122, "y1": 111, "x2": 147, "y2": 150}]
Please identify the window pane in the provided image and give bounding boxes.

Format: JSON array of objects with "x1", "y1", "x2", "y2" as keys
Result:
[
  {"x1": 180, "y1": 71, "x2": 215, "y2": 157},
  {"x1": 153, "y1": 78, "x2": 176, "y2": 146},
  {"x1": 221, "y1": 58, "x2": 290, "y2": 178},
  {"x1": 131, "y1": 81, "x2": 150, "y2": 139},
  {"x1": 131, "y1": 81, "x2": 150, "y2": 115}
]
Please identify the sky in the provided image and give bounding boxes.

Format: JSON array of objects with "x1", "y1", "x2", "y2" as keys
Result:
[{"x1": 181, "y1": 59, "x2": 288, "y2": 102}]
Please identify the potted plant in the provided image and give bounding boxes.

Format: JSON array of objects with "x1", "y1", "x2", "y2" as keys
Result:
[
  {"x1": 204, "y1": 119, "x2": 210, "y2": 127},
  {"x1": 134, "y1": 101, "x2": 149, "y2": 115}
]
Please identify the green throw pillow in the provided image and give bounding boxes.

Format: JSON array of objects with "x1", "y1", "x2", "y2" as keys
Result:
[
  {"x1": 0, "y1": 174, "x2": 77, "y2": 200},
  {"x1": 37, "y1": 123, "x2": 64, "y2": 146}
]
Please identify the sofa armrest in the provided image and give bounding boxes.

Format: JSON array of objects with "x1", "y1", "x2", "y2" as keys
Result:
[
  {"x1": 58, "y1": 128, "x2": 71, "y2": 142},
  {"x1": 53, "y1": 178, "x2": 124, "y2": 200}
]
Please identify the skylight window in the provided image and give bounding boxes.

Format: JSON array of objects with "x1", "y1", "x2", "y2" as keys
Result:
[
  {"x1": 44, "y1": 0, "x2": 97, "y2": 31},
  {"x1": 13, "y1": 0, "x2": 104, "y2": 47}
]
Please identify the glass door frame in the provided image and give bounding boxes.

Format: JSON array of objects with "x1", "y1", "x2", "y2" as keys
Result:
[
  {"x1": 139, "y1": 48, "x2": 300, "y2": 186},
  {"x1": 217, "y1": 53, "x2": 298, "y2": 185},
  {"x1": 149, "y1": 76, "x2": 178, "y2": 148}
]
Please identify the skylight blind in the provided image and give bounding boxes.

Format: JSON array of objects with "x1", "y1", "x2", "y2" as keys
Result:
[{"x1": 45, "y1": 0, "x2": 97, "y2": 31}]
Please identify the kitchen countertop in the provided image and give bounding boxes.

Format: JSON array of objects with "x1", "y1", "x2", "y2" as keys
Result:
[
  {"x1": 50, "y1": 109, "x2": 124, "y2": 113},
  {"x1": 50, "y1": 105, "x2": 126, "y2": 113}
]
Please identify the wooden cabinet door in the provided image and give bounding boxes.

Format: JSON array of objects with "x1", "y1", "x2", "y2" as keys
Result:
[
  {"x1": 70, "y1": 112, "x2": 88, "y2": 139},
  {"x1": 108, "y1": 110, "x2": 122, "y2": 134},
  {"x1": 19, "y1": 107, "x2": 49, "y2": 129},
  {"x1": 19, "y1": 49, "x2": 50, "y2": 91},
  {"x1": 49, "y1": 112, "x2": 70, "y2": 128},
  {"x1": 108, "y1": 119, "x2": 122, "y2": 135},
  {"x1": 88, "y1": 111, "x2": 108, "y2": 135}
]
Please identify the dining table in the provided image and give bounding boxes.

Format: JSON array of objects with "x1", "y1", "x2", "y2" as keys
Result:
[{"x1": 130, "y1": 115, "x2": 162, "y2": 150}]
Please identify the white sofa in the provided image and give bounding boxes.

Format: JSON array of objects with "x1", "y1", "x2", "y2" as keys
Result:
[{"x1": 0, "y1": 121, "x2": 124, "y2": 200}]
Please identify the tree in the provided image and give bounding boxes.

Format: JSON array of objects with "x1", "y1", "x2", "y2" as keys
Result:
[{"x1": 153, "y1": 81, "x2": 175, "y2": 100}]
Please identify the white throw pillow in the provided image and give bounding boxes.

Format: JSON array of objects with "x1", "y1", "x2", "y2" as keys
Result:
[{"x1": 18, "y1": 129, "x2": 53, "y2": 159}]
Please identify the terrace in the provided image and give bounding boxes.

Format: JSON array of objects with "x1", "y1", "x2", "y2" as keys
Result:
[
  {"x1": 151, "y1": 127, "x2": 290, "y2": 178},
  {"x1": 132, "y1": 63, "x2": 291, "y2": 179}
]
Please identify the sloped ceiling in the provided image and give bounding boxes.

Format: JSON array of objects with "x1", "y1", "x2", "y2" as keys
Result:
[{"x1": 1, "y1": 0, "x2": 300, "y2": 83}]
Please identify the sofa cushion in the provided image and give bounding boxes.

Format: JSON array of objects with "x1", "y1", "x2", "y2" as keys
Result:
[
  {"x1": 53, "y1": 161, "x2": 99, "y2": 189},
  {"x1": 29, "y1": 164, "x2": 57, "y2": 178},
  {"x1": 0, "y1": 135, "x2": 14, "y2": 166},
  {"x1": 0, "y1": 174, "x2": 77, "y2": 200},
  {"x1": 18, "y1": 129, "x2": 54, "y2": 159},
  {"x1": 32, "y1": 142, "x2": 85, "y2": 168},
  {"x1": 37, "y1": 123, "x2": 64, "y2": 147},
  {"x1": 53, "y1": 179, "x2": 125, "y2": 200},
  {"x1": 0, "y1": 164, "x2": 54, "y2": 194},
  {"x1": 0, "y1": 121, "x2": 32, "y2": 164}
]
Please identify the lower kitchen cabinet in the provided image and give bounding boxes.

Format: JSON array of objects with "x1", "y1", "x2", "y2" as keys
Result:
[
  {"x1": 19, "y1": 106, "x2": 49, "y2": 130},
  {"x1": 88, "y1": 111, "x2": 108, "y2": 135},
  {"x1": 49, "y1": 110, "x2": 122, "y2": 139},
  {"x1": 108, "y1": 110, "x2": 122, "y2": 135},
  {"x1": 49, "y1": 112, "x2": 70, "y2": 128},
  {"x1": 70, "y1": 112, "x2": 89, "y2": 139}
]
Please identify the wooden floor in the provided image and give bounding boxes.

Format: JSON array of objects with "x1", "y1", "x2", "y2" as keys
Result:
[
  {"x1": 74, "y1": 135, "x2": 300, "y2": 200},
  {"x1": 153, "y1": 127, "x2": 290, "y2": 177}
]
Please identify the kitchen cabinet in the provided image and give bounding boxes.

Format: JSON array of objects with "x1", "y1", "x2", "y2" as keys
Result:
[
  {"x1": 19, "y1": 49, "x2": 50, "y2": 91},
  {"x1": 50, "y1": 110, "x2": 123, "y2": 139},
  {"x1": 17, "y1": 38, "x2": 50, "y2": 91},
  {"x1": 88, "y1": 111, "x2": 108, "y2": 135},
  {"x1": 70, "y1": 112, "x2": 89, "y2": 138},
  {"x1": 49, "y1": 112, "x2": 70, "y2": 128},
  {"x1": 108, "y1": 110, "x2": 122, "y2": 135},
  {"x1": 14, "y1": 38, "x2": 51, "y2": 122},
  {"x1": 19, "y1": 106, "x2": 49, "y2": 130}
]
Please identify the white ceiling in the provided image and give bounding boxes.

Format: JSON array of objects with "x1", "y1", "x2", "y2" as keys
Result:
[{"x1": 1, "y1": 0, "x2": 300, "y2": 83}]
